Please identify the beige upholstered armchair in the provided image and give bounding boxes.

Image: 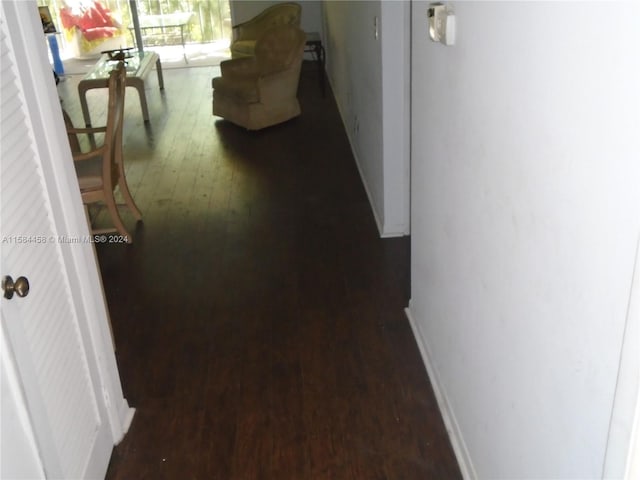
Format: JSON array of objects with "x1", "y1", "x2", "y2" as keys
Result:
[
  {"x1": 212, "y1": 25, "x2": 306, "y2": 130},
  {"x1": 230, "y1": 2, "x2": 301, "y2": 58}
]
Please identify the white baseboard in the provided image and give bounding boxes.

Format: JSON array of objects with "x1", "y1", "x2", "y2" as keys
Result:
[
  {"x1": 405, "y1": 305, "x2": 477, "y2": 480},
  {"x1": 115, "y1": 400, "x2": 135, "y2": 444},
  {"x1": 380, "y1": 224, "x2": 410, "y2": 238}
]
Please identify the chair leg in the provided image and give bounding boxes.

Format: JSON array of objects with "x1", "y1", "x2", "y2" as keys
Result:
[
  {"x1": 117, "y1": 177, "x2": 142, "y2": 221},
  {"x1": 104, "y1": 193, "x2": 133, "y2": 243}
]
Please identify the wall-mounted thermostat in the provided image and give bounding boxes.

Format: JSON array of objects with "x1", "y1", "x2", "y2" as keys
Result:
[{"x1": 428, "y1": 3, "x2": 455, "y2": 46}]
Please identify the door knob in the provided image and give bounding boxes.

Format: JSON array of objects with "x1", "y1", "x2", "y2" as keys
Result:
[{"x1": 2, "y1": 276, "x2": 30, "y2": 299}]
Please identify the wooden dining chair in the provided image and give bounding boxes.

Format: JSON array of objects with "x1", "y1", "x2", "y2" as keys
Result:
[{"x1": 65, "y1": 62, "x2": 142, "y2": 243}]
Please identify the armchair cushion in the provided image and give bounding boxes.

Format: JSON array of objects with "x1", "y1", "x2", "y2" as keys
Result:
[
  {"x1": 230, "y1": 40, "x2": 257, "y2": 58},
  {"x1": 212, "y1": 75, "x2": 260, "y2": 103}
]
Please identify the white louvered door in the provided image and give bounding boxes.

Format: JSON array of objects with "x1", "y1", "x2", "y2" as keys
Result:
[{"x1": 0, "y1": 2, "x2": 131, "y2": 478}]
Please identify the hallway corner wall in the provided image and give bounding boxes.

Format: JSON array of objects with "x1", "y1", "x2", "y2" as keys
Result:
[{"x1": 322, "y1": 0, "x2": 410, "y2": 237}]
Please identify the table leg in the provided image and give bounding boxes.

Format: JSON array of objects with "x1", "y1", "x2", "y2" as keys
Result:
[
  {"x1": 77, "y1": 83, "x2": 97, "y2": 147},
  {"x1": 155, "y1": 58, "x2": 165, "y2": 90},
  {"x1": 78, "y1": 84, "x2": 92, "y2": 127},
  {"x1": 127, "y1": 79, "x2": 150, "y2": 123},
  {"x1": 180, "y1": 25, "x2": 188, "y2": 64}
]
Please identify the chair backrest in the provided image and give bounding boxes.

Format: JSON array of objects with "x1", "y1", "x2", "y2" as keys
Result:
[
  {"x1": 234, "y1": 2, "x2": 301, "y2": 41},
  {"x1": 103, "y1": 61, "x2": 126, "y2": 192},
  {"x1": 256, "y1": 2, "x2": 301, "y2": 28},
  {"x1": 254, "y1": 25, "x2": 306, "y2": 75}
]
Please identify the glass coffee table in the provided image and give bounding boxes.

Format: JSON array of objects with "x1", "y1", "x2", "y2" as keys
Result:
[{"x1": 78, "y1": 51, "x2": 164, "y2": 127}]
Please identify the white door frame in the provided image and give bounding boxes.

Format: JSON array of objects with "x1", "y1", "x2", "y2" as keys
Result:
[
  {"x1": 626, "y1": 394, "x2": 640, "y2": 479},
  {"x1": 603, "y1": 235, "x2": 640, "y2": 478},
  {"x1": 2, "y1": 0, "x2": 134, "y2": 455}
]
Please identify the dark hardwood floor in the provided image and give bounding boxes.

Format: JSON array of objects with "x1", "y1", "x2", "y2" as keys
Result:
[{"x1": 58, "y1": 61, "x2": 461, "y2": 479}]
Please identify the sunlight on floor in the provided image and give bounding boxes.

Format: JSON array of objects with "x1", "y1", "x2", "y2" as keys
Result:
[{"x1": 144, "y1": 40, "x2": 231, "y2": 68}]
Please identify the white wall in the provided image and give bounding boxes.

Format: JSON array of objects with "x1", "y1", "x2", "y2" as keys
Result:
[
  {"x1": 323, "y1": 0, "x2": 410, "y2": 236},
  {"x1": 409, "y1": 1, "x2": 640, "y2": 478}
]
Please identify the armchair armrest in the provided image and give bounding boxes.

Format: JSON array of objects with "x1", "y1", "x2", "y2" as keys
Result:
[{"x1": 220, "y1": 57, "x2": 259, "y2": 78}]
